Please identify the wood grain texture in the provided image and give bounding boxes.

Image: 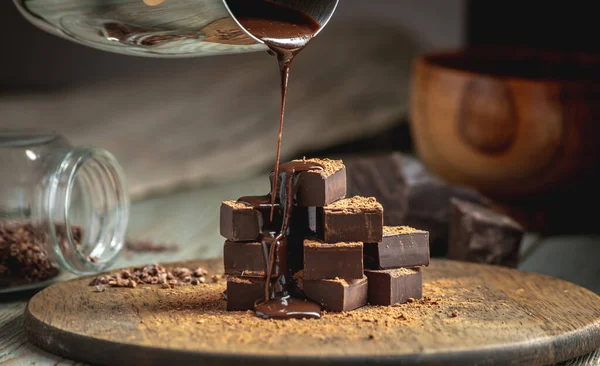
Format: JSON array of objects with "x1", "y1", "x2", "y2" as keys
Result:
[
  {"x1": 1, "y1": 176, "x2": 599, "y2": 366},
  {"x1": 410, "y1": 48, "x2": 600, "y2": 199},
  {"x1": 409, "y1": 48, "x2": 600, "y2": 234},
  {"x1": 22, "y1": 259, "x2": 600, "y2": 366}
]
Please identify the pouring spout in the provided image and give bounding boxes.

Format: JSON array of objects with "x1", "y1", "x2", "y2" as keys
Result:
[{"x1": 13, "y1": 0, "x2": 338, "y2": 58}]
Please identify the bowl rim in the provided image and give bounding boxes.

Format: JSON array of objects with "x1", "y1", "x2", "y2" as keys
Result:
[{"x1": 415, "y1": 47, "x2": 600, "y2": 85}]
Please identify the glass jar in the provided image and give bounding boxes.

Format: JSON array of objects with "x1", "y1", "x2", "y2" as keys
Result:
[{"x1": 0, "y1": 130, "x2": 129, "y2": 293}]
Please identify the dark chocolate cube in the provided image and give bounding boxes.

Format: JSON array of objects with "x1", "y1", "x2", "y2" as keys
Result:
[
  {"x1": 303, "y1": 239, "x2": 363, "y2": 280},
  {"x1": 223, "y1": 241, "x2": 266, "y2": 277},
  {"x1": 365, "y1": 268, "x2": 422, "y2": 305},
  {"x1": 220, "y1": 201, "x2": 281, "y2": 242},
  {"x1": 448, "y1": 198, "x2": 524, "y2": 268},
  {"x1": 226, "y1": 277, "x2": 265, "y2": 311},
  {"x1": 302, "y1": 276, "x2": 368, "y2": 312},
  {"x1": 271, "y1": 158, "x2": 347, "y2": 207},
  {"x1": 220, "y1": 201, "x2": 261, "y2": 241},
  {"x1": 364, "y1": 226, "x2": 430, "y2": 269},
  {"x1": 319, "y1": 196, "x2": 383, "y2": 243}
]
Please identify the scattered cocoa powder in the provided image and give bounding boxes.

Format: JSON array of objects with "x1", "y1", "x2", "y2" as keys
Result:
[
  {"x1": 303, "y1": 239, "x2": 362, "y2": 249},
  {"x1": 223, "y1": 200, "x2": 253, "y2": 210},
  {"x1": 67, "y1": 256, "x2": 500, "y2": 358},
  {"x1": 325, "y1": 196, "x2": 383, "y2": 213},
  {"x1": 92, "y1": 278, "x2": 465, "y2": 355},
  {"x1": 383, "y1": 226, "x2": 423, "y2": 235},
  {"x1": 291, "y1": 158, "x2": 343, "y2": 177}
]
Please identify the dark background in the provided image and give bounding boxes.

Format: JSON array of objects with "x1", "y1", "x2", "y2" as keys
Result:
[{"x1": 466, "y1": 0, "x2": 599, "y2": 52}]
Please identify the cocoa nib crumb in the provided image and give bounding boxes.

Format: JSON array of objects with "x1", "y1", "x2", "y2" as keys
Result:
[
  {"x1": 87, "y1": 263, "x2": 212, "y2": 289},
  {"x1": 94, "y1": 285, "x2": 105, "y2": 292},
  {"x1": 0, "y1": 222, "x2": 84, "y2": 288},
  {"x1": 450, "y1": 311, "x2": 459, "y2": 318},
  {"x1": 194, "y1": 267, "x2": 208, "y2": 277}
]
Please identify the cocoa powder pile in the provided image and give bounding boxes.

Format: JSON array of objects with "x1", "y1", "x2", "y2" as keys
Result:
[
  {"x1": 326, "y1": 196, "x2": 382, "y2": 211},
  {"x1": 292, "y1": 158, "x2": 344, "y2": 177},
  {"x1": 383, "y1": 226, "x2": 422, "y2": 235},
  {"x1": 114, "y1": 278, "x2": 466, "y2": 355}
]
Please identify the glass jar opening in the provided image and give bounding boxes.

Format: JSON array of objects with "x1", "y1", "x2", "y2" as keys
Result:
[{"x1": 48, "y1": 147, "x2": 129, "y2": 274}]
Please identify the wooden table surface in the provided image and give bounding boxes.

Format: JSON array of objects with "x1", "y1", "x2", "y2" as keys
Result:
[{"x1": 1, "y1": 175, "x2": 599, "y2": 365}]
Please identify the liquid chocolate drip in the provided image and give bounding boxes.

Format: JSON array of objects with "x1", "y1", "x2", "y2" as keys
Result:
[
  {"x1": 238, "y1": 161, "x2": 324, "y2": 320},
  {"x1": 237, "y1": 194, "x2": 272, "y2": 208},
  {"x1": 227, "y1": 0, "x2": 321, "y2": 221}
]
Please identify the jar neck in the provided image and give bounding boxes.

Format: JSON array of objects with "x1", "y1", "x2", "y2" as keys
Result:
[{"x1": 44, "y1": 146, "x2": 129, "y2": 275}]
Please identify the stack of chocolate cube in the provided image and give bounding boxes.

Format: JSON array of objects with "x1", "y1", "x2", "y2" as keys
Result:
[{"x1": 220, "y1": 158, "x2": 430, "y2": 312}]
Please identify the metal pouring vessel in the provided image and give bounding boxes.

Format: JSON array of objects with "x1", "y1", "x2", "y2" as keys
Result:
[{"x1": 13, "y1": 0, "x2": 339, "y2": 58}]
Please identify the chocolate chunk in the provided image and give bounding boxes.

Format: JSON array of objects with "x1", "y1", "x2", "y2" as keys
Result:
[
  {"x1": 318, "y1": 196, "x2": 383, "y2": 243},
  {"x1": 223, "y1": 241, "x2": 266, "y2": 277},
  {"x1": 271, "y1": 158, "x2": 347, "y2": 207},
  {"x1": 220, "y1": 201, "x2": 281, "y2": 242},
  {"x1": 301, "y1": 275, "x2": 368, "y2": 312},
  {"x1": 224, "y1": 235, "x2": 289, "y2": 278},
  {"x1": 364, "y1": 226, "x2": 430, "y2": 270},
  {"x1": 220, "y1": 201, "x2": 261, "y2": 241},
  {"x1": 226, "y1": 277, "x2": 265, "y2": 311},
  {"x1": 303, "y1": 239, "x2": 363, "y2": 280},
  {"x1": 365, "y1": 268, "x2": 422, "y2": 306},
  {"x1": 448, "y1": 198, "x2": 524, "y2": 268},
  {"x1": 344, "y1": 153, "x2": 489, "y2": 257}
]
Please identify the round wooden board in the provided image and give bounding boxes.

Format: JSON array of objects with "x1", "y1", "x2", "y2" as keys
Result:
[{"x1": 24, "y1": 259, "x2": 600, "y2": 366}]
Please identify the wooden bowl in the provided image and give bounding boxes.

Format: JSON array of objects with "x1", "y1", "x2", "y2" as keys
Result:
[{"x1": 409, "y1": 48, "x2": 600, "y2": 204}]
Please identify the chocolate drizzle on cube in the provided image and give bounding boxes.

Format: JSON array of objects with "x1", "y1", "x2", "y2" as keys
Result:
[
  {"x1": 237, "y1": 160, "x2": 327, "y2": 320},
  {"x1": 221, "y1": 157, "x2": 431, "y2": 320}
]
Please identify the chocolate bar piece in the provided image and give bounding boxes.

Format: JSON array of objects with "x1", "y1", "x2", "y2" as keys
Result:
[
  {"x1": 365, "y1": 268, "x2": 422, "y2": 306},
  {"x1": 220, "y1": 201, "x2": 260, "y2": 241},
  {"x1": 220, "y1": 200, "x2": 281, "y2": 242},
  {"x1": 271, "y1": 158, "x2": 347, "y2": 207},
  {"x1": 344, "y1": 152, "x2": 489, "y2": 257},
  {"x1": 223, "y1": 241, "x2": 266, "y2": 277},
  {"x1": 226, "y1": 277, "x2": 265, "y2": 311},
  {"x1": 448, "y1": 198, "x2": 524, "y2": 268},
  {"x1": 303, "y1": 239, "x2": 363, "y2": 280},
  {"x1": 364, "y1": 226, "x2": 430, "y2": 270},
  {"x1": 301, "y1": 275, "x2": 368, "y2": 312},
  {"x1": 318, "y1": 196, "x2": 383, "y2": 243}
]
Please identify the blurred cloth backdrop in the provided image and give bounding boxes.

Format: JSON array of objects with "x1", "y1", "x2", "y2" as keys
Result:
[{"x1": 0, "y1": 0, "x2": 465, "y2": 200}]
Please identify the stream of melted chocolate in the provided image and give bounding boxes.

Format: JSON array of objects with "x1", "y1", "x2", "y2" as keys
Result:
[
  {"x1": 227, "y1": 0, "x2": 322, "y2": 221},
  {"x1": 228, "y1": 1, "x2": 323, "y2": 320},
  {"x1": 238, "y1": 161, "x2": 324, "y2": 320}
]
